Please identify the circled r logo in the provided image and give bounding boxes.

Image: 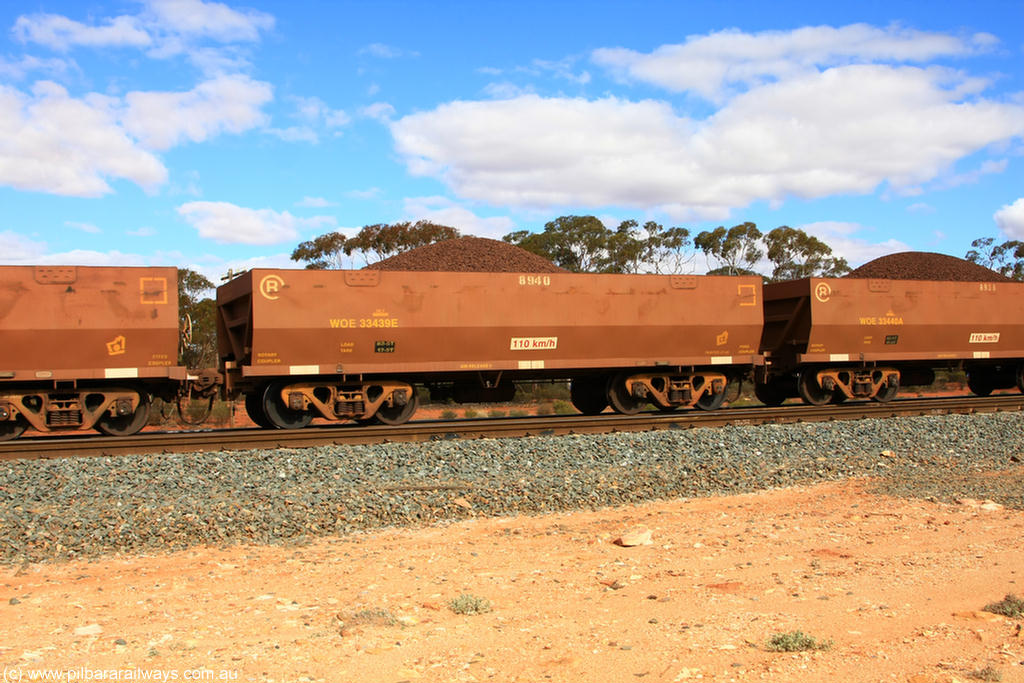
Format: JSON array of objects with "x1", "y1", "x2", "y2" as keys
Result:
[
  {"x1": 259, "y1": 274, "x2": 285, "y2": 300},
  {"x1": 814, "y1": 282, "x2": 832, "y2": 303}
]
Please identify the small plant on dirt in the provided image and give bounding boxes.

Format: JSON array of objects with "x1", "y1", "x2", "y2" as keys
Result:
[
  {"x1": 448, "y1": 594, "x2": 492, "y2": 615},
  {"x1": 488, "y1": 408, "x2": 507, "y2": 418},
  {"x1": 552, "y1": 400, "x2": 575, "y2": 415},
  {"x1": 967, "y1": 665, "x2": 1002, "y2": 682},
  {"x1": 337, "y1": 607, "x2": 398, "y2": 631},
  {"x1": 534, "y1": 403, "x2": 554, "y2": 416},
  {"x1": 440, "y1": 408, "x2": 458, "y2": 420},
  {"x1": 463, "y1": 408, "x2": 479, "y2": 418},
  {"x1": 983, "y1": 594, "x2": 1024, "y2": 619},
  {"x1": 510, "y1": 409, "x2": 529, "y2": 417},
  {"x1": 765, "y1": 630, "x2": 832, "y2": 652}
]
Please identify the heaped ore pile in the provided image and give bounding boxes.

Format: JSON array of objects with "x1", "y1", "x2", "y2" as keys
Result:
[
  {"x1": 367, "y1": 236, "x2": 567, "y2": 273},
  {"x1": 845, "y1": 251, "x2": 1010, "y2": 282}
]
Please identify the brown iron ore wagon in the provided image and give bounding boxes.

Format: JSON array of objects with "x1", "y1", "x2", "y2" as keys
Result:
[
  {"x1": 217, "y1": 269, "x2": 765, "y2": 428},
  {"x1": 0, "y1": 265, "x2": 186, "y2": 440},
  {"x1": 757, "y1": 277, "x2": 1024, "y2": 405}
]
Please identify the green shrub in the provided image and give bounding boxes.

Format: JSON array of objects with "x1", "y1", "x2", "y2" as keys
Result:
[
  {"x1": 440, "y1": 408, "x2": 458, "y2": 420},
  {"x1": 448, "y1": 594, "x2": 492, "y2": 615},
  {"x1": 463, "y1": 408, "x2": 479, "y2": 418},
  {"x1": 765, "y1": 630, "x2": 832, "y2": 652},
  {"x1": 983, "y1": 594, "x2": 1024, "y2": 619},
  {"x1": 552, "y1": 400, "x2": 575, "y2": 415},
  {"x1": 488, "y1": 408, "x2": 507, "y2": 418},
  {"x1": 510, "y1": 409, "x2": 529, "y2": 418}
]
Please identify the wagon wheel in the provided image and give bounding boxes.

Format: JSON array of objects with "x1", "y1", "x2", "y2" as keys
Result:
[
  {"x1": 606, "y1": 372, "x2": 645, "y2": 415},
  {"x1": 830, "y1": 389, "x2": 848, "y2": 404},
  {"x1": 967, "y1": 370, "x2": 994, "y2": 397},
  {"x1": 695, "y1": 386, "x2": 726, "y2": 411},
  {"x1": 245, "y1": 390, "x2": 275, "y2": 429},
  {"x1": 262, "y1": 381, "x2": 313, "y2": 430},
  {"x1": 96, "y1": 390, "x2": 151, "y2": 436},
  {"x1": 570, "y1": 376, "x2": 609, "y2": 415},
  {"x1": 872, "y1": 378, "x2": 899, "y2": 403},
  {"x1": 754, "y1": 380, "x2": 787, "y2": 407},
  {"x1": 375, "y1": 391, "x2": 420, "y2": 426},
  {"x1": 796, "y1": 370, "x2": 832, "y2": 406},
  {"x1": 0, "y1": 418, "x2": 27, "y2": 442},
  {"x1": 1017, "y1": 364, "x2": 1024, "y2": 394}
]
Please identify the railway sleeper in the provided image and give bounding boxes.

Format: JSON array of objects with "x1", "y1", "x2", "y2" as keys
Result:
[
  {"x1": 0, "y1": 387, "x2": 149, "y2": 438},
  {"x1": 271, "y1": 380, "x2": 418, "y2": 426}
]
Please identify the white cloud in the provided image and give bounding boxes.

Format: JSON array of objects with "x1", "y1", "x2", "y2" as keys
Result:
[
  {"x1": 392, "y1": 63, "x2": 1024, "y2": 219},
  {"x1": 403, "y1": 196, "x2": 515, "y2": 239},
  {"x1": 359, "y1": 102, "x2": 396, "y2": 121},
  {"x1": 0, "y1": 233, "x2": 159, "y2": 266},
  {"x1": 13, "y1": 2, "x2": 274, "y2": 76},
  {"x1": 122, "y1": 74, "x2": 272, "y2": 150},
  {"x1": 593, "y1": 24, "x2": 996, "y2": 102},
  {"x1": 178, "y1": 201, "x2": 336, "y2": 245},
  {"x1": 0, "y1": 231, "x2": 47, "y2": 263},
  {"x1": 12, "y1": 13, "x2": 151, "y2": 51},
  {"x1": 995, "y1": 198, "x2": 1024, "y2": 239},
  {"x1": 144, "y1": 0, "x2": 274, "y2": 43},
  {"x1": 907, "y1": 202, "x2": 936, "y2": 214},
  {"x1": 265, "y1": 126, "x2": 319, "y2": 143},
  {"x1": 345, "y1": 187, "x2": 382, "y2": 200},
  {"x1": 296, "y1": 196, "x2": 334, "y2": 208},
  {"x1": 0, "y1": 81, "x2": 167, "y2": 196},
  {"x1": 0, "y1": 55, "x2": 77, "y2": 80},
  {"x1": 65, "y1": 220, "x2": 101, "y2": 234},
  {"x1": 798, "y1": 221, "x2": 911, "y2": 267},
  {"x1": 359, "y1": 43, "x2": 417, "y2": 59},
  {"x1": 0, "y1": 73, "x2": 272, "y2": 197}
]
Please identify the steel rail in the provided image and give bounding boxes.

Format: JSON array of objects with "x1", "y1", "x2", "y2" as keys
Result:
[{"x1": 1, "y1": 395, "x2": 1022, "y2": 462}]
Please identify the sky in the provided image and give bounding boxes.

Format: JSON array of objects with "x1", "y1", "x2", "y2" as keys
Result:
[{"x1": 1, "y1": 0, "x2": 1022, "y2": 280}]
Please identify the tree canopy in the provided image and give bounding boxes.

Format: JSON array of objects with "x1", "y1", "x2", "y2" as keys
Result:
[
  {"x1": 178, "y1": 268, "x2": 216, "y2": 370},
  {"x1": 965, "y1": 237, "x2": 1024, "y2": 280},
  {"x1": 291, "y1": 220, "x2": 459, "y2": 269}
]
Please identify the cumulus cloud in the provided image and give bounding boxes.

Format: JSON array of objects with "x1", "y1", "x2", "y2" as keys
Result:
[
  {"x1": 144, "y1": 0, "x2": 274, "y2": 43},
  {"x1": 0, "y1": 75, "x2": 272, "y2": 196},
  {"x1": 12, "y1": 13, "x2": 152, "y2": 51},
  {"x1": 392, "y1": 63, "x2": 1024, "y2": 219},
  {"x1": 178, "y1": 201, "x2": 336, "y2": 245},
  {"x1": 0, "y1": 82, "x2": 167, "y2": 196},
  {"x1": 403, "y1": 196, "x2": 516, "y2": 239},
  {"x1": 122, "y1": 74, "x2": 272, "y2": 150},
  {"x1": 14, "y1": 1, "x2": 272, "y2": 52},
  {"x1": 995, "y1": 198, "x2": 1024, "y2": 239},
  {"x1": 593, "y1": 24, "x2": 996, "y2": 102},
  {"x1": 13, "y1": 1, "x2": 274, "y2": 75}
]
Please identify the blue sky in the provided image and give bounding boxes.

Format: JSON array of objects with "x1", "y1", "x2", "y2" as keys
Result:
[{"x1": 1, "y1": 0, "x2": 1022, "y2": 279}]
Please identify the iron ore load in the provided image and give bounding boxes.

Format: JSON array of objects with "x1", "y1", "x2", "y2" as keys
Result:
[{"x1": 3, "y1": 242, "x2": 1024, "y2": 441}]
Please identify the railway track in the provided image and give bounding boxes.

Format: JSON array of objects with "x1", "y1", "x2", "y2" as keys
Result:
[{"x1": 2, "y1": 394, "x2": 1023, "y2": 461}]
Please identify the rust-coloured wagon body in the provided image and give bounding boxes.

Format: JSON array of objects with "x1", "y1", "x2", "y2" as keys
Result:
[
  {"x1": 218, "y1": 269, "x2": 764, "y2": 426},
  {"x1": 758, "y1": 277, "x2": 1024, "y2": 404},
  {"x1": 0, "y1": 265, "x2": 185, "y2": 438}
]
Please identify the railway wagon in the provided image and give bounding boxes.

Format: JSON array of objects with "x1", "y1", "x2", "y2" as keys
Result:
[
  {"x1": 757, "y1": 277, "x2": 1024, "y2": 405},
  {"x1": 0, "y1": 265, "x2": 186, "y2": 440},
  {"x1": 217, "y1": 269, "x2": 765, "y2": 428}
]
